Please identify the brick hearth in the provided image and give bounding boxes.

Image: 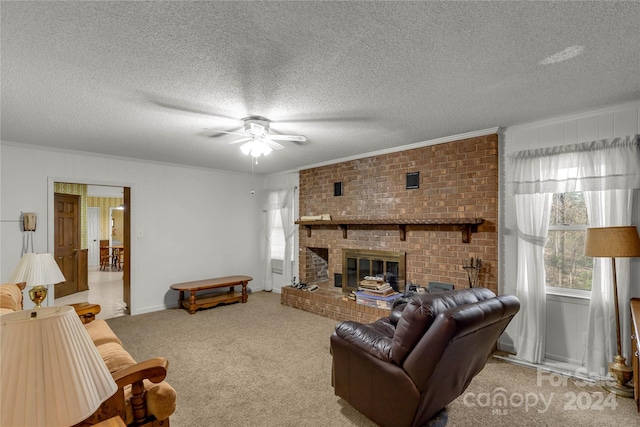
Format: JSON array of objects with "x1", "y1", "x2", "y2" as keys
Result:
[{"x1": 280, "y1": 282, "x2": 390, "y2": 324}]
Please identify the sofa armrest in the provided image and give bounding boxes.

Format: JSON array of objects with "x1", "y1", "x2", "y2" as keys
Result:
[
  {"x1": 75, "y1": 358, "x2": 174, "y2": 427},
  {"x1": 112, "y1": 357, "x2": 168, "y2": 386},
  {"x1": 114, "y1": 357, "x2": 171, "y2": 425}
]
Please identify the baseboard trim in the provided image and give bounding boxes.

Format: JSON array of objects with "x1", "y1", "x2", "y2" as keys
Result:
[{"x1": 493, "y1": 354, "x2": 604, "y2": 383}]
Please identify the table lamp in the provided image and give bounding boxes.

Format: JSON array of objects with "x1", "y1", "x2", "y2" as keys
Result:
[
  {"x1": 584, "y1": 225, "x2": 640, "y2": 397},
  {"x1": 8, "y1": 253, "x2": 66, "y2": 308},
  {"x1": 0, "y1": 306, "x2": 118, "y2": 426}
]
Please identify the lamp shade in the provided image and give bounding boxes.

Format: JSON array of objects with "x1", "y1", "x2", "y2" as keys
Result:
[
  {"x1": 584, "y1": 226, "x2": 640, "y2": 258},
  {"x1": 0, "y1": 306, "x2": 117, "y2": 426},
  {"x1": 8, "y1": 253, "x2": 66, "y2": 287}
]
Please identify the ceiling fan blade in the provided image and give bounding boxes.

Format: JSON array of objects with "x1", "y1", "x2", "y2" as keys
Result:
[
  {"x1": 267, "y1": 134, "x2": 307, "y2": 142},
  {"x1": 204, "y1": 128, "x2": 246, "y2": 138},
  {"x1": 263, "y1": 139, "x2": 285, "y2": 150},
  {"x1": 275, "y1": 115, "x2": 374, "y2": 124},
  {"x1": 142, "y1": 93, "x2": 239, "y2": 121},
  {"x1": 227, "y1": 137, "x2": 252, "y2": 145}
]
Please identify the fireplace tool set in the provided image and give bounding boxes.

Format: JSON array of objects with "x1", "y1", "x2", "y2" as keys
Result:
[{"x1": 462, "y1": 257, "x2": 482, "y2": 288}]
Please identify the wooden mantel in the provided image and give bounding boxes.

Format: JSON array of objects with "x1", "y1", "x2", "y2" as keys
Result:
[{"x1": 295, "y1": 218, "x2": 484, "y2": 243}]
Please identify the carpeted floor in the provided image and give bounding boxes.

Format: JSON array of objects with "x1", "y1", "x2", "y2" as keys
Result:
[{"x1": 106, "y1": 292, "x2": 638, "y2": 426}]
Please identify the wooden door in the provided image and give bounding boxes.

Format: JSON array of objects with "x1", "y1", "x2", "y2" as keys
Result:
[
  {"x1": 123, "y1": 187, "x2": 131, "y2": 313},
  {"x1": 54, "y1": 193, "x2": 80, "y2": 298}
]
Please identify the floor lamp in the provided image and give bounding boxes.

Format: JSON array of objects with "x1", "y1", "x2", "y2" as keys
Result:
[{"x1": 584, "y1": 225, "x2": 640, "y2": 397}]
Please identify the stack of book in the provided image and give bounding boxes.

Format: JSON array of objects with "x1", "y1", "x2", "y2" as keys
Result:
[
  {"x1": 358, "y1": 276, "x2": 398, "y2": 297},
  {"x1": 355, "y1": 290, "x2": 404, "y2": 310}
]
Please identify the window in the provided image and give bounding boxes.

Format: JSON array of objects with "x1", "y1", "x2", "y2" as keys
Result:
[{"x1": 544, "y1": 192, "x2": 592, "y2": 293}]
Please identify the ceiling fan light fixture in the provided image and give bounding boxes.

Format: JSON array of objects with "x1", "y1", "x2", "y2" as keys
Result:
[
  {"x1": 214, "y1": 116, "x2": 304, "y2": 159},
  {"x1": 240, "y1": 139, "x2": 272, "y2": 157},
  {"x1": 258, "y1": 144, "x2": 273, "y2": 157}
]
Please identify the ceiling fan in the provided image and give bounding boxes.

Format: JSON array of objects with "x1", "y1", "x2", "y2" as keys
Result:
[{"x1": 207, "y1": 116, "x2": 307, "y2": 158}]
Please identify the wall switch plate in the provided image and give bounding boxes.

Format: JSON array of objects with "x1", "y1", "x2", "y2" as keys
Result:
[{"x1": 137, "y1": 230, "x2": 144, "y2": 238}]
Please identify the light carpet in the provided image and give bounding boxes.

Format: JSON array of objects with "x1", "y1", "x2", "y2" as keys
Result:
[{"x1": 106, "y1": 291, "x2": 638, "y2": 426}]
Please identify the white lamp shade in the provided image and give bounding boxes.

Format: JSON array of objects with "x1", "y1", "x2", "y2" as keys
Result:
[
  {"x1": 0, "y1": 306, "x2": 117, "y2": 426},
  {"x1": 8, "y1": 253, "x2": 66, "y2": 287}
]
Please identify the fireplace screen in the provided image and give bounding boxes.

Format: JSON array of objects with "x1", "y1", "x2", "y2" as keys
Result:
[{"x1": 342, "y1": 249, "x2": 405, "y2": 294}]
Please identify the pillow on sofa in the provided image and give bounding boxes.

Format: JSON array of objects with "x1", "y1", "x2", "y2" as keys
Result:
[
  {"x1": 84, "y1": 319, "x2": 123, "y2": 347},
  {"x1": 96, "y1": 341, "x2": 137, "y2": 373}
]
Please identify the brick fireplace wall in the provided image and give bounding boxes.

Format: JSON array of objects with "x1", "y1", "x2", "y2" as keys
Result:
[{"x1": 296, "y1": 133, "x2": 498, "y2": 294}]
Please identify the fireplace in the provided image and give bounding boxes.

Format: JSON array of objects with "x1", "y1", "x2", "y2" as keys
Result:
[
  {"x1": 282, "y1": 248, "x2": 402, "y2": 326},
  {"x1": 283, "y1": 134, "x2": 498, "y2": 323},
  {"x1": 342, "y1": 249, "x2": 405, "y2": 294}
]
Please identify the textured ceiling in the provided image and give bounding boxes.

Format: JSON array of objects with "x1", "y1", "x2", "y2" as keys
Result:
[{"x1": 2, "y1": 1, "x2": 639, "y2": 175}]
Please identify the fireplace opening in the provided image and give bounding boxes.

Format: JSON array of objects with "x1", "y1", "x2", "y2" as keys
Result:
[
  {"x1": 304, "y1": 247, "x2": 329, "y2": 284},
  {"x1": 342, "y1": 249, "x2": 405, "y2": 294}
]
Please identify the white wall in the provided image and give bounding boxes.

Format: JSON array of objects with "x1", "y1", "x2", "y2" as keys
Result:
[
  {"x1": 499, "y1": 100, "x2": 640, "y2": 365},
  {"x1": 1, "y1": 142, "x2": 266, "y2": 314}
]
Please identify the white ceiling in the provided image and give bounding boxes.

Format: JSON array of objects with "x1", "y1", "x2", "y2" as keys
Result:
[{"x1": 2, "y1": 1, "x2": 639, "y2": 175}]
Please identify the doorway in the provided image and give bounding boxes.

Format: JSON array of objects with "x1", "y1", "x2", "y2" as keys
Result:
[{"x1": 50, "y1": 181, "x2": 130, "y2": 318}]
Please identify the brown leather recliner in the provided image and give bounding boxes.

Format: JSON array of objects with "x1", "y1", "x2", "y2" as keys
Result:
[{"x1": 330, "y1": 288, "x2": 520, "y2": 427}]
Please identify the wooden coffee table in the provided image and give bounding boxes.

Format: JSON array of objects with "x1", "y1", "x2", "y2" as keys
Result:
[{"x1": 170, "y1": 275, "x2": 252, "y2": 314}]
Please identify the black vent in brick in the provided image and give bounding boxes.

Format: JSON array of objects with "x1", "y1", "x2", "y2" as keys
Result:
[{"x1": 334, "y1": 273, "x2": 343, "y2": 288}]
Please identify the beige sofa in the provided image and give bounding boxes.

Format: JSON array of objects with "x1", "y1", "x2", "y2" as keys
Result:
[{"x1": 0, "y1": 282, "x2": 176, "y2": 427}]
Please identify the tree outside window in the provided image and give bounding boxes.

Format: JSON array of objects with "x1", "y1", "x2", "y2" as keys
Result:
[{"x1": 544, "y1": 192, "x2": 592, "y2": 292}]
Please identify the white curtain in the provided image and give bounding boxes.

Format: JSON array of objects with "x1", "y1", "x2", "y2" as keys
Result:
[
  {"x1": 584, "y1": 189, "x2": 635, "y2": 374},
  {"x1": 508, "y1": 134, "x2": 640, "y2": 366},
  {"x1": 263, "y1": 189, "x2": 296, "y2": 292},
  {"x1": 513, "y1": 193, "x2": 552, "y2": 363},
  {"x1": 279, "y1": 189, "x2": 296, "y2": 288},
  {"x1": 263, "y1": 193, "x2": 277, "y2": 292},
  {"x1": 508, "y1": 135, "x2": 640, "y2": 195}
]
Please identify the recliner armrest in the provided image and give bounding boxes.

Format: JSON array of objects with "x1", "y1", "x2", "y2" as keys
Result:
[{"x1": 334, "y1": 318, "x2": 395, "y2": 362}]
